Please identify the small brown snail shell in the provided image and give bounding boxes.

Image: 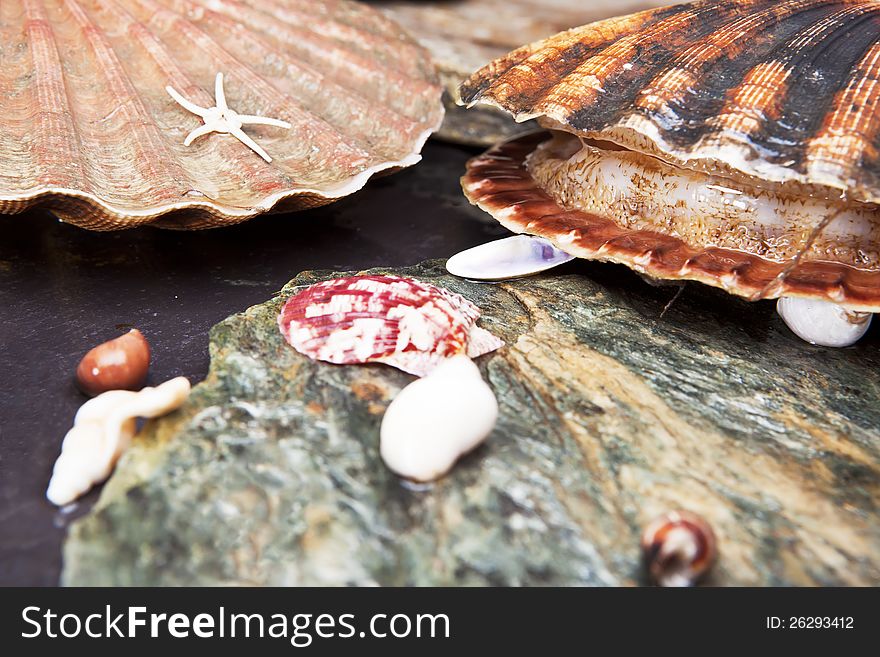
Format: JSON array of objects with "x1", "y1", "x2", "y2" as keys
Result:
[
  {"x1": 75, "y1": 329, "x2": 151, "y2": 396},
  {"x1": 641, "y1": 510, "x2": 717, "y2": 587}
]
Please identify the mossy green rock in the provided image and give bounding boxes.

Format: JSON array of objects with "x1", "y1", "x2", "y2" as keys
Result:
[{"x1": 63, "y1": 261, "x2": 880, "y2": 585}]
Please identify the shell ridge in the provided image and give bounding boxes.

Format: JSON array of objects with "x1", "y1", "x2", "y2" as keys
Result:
[
  {"x1": 632, "y1": 0, "x2": 826, "y2": 134},
  {"x1": 205, "y1": 2, "x2": 437, "y2": 118},
  {"x1": 534, "y1": 2, "x2": 749, "y2": 127},
  {"x1": 248, "y1": 2, "x2": 437, "y2": 114},
  {"x1": 457, "y1": 3, "x2": 687, "y2": 108},
  {"x1": 183, "y1": 0, "x2": 424, "y2": 160},
  {"x1": 804, "y1": 26, "x2": 880, "y2": 192},
  {"x1": 256, "y1": 0, "x2": 429, "y2": 78},
  {"x1": 677, "y1": 2, "x2": 880, "y2": 195},
  {"x1": 98, "y1": 0, "x2": 287, "y2": 202},
  {"x1": 732, "y1": 3, "x2": 880, "y2": 177},
  {"x1": 272, "y1": 0, "x2": 405, "y2": 43},
  {"x1": 21, "y1": 0, "x2": 88, "y2": 193},
  {"x1": 473, "y1": 18, "x2": 651, "y2": 115},
  {"x1": 567, "y1": 1, "x2": 825, "y2": 136},
  {"x1": 655, "y1": 2, "x2": 862, "y2": 165},
  {"x1": 62, "y1": 0, "x2": 198, "y2": 201}
]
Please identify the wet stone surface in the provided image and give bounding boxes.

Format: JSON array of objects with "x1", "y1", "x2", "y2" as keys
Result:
[{"x1": 63, "y1": 261, "x2": 880, "y2": 585}]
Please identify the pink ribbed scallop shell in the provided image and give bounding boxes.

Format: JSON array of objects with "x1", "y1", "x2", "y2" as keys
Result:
[
  {"x1": 0, "y1": 0, "x2": 443, "y2": 230},
  {"x1": 277, "y1": 275, "x2": 503, "y2": 376}
]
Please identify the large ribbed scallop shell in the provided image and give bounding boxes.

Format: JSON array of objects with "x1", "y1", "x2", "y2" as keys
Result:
[
  {"x1": 0, "y1": 0, "x2": 443, "y2": 230},
  {"x1": 460, "y1": 0, "x2": 880, "y2": 202},
  {"x1": 374, "y1": 0, "x2": 670, "y2": 145}
]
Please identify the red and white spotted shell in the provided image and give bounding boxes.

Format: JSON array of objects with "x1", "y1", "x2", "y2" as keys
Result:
[{"x1": 277, "y1": 275, "x2": 503, "y2": 376}]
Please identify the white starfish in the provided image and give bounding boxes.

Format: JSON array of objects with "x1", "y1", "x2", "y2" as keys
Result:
[{"x1": 165, "y1": 72, "x2": 291, "y2": 163}]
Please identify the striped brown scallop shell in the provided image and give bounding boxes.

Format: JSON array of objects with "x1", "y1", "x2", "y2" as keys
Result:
[
  {"x1": 0, "y1": 0, "x2": 443, "y2": 230},
  {"x1": 460, "y1": 0, "x2": 880, "y2": 310},
  {"x1": 459, "y1": 0, "x2": 880, "y2": 202}
]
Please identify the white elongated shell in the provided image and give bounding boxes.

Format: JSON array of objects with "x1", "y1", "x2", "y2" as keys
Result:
[
  {"x1": 0, "y1": 0, "x2": 443, "y2": 229},
  {"x1": 446, "y1": 235, "x2": 574, "y2": 280},
  {"x1": 380, "y1": 355, "x2": 498, "y2": 482},
  {"x1": 776, "y1": 297, "x2": 872, "y2": 347},
  {"x1": 47, "y1": 377, "x2": 191, "y2": 505}
]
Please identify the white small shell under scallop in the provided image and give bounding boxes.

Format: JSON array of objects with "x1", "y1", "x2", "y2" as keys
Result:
[{"x1": 776, "y1": 297, "x2": 872, "y2": 347}]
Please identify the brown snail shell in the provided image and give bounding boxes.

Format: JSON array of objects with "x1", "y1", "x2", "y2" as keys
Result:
[
  {"x1": 460, "y1": 0, "x2": 880, "y2": 309},
  {"x1": 374, "y1": 0, "x2": 670, "y2": 145},
  {"x1": 641, "y1": 510, "x2": 717, "y2": 587},
  {"x1": 76, "y1": 329, "x2": 151, "y2": 396},
  {"x1": 0, "y1": 0, "x2": 443, "y2": 230}
]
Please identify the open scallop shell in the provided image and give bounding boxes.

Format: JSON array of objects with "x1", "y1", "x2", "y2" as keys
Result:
[
  {"x1": 0, "y1": 0, "x2": 443, "y2": 230},
  {"x1": 460, "y1": 0, "x2": 880, "y2": 309},
  {"x1": 460, "y1": 0, "x2": 880, "y2": 201},
  {"x1": 277, "y1": 275, "x2": 503, "y2": 377},
  {"x1": 374, "y1": 0, "x2": 670, "y2": 145}
]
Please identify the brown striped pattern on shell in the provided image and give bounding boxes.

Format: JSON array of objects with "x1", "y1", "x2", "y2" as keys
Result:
[
  {"x1": 462, "y1": 133, "x2": 880, "y2": 311},
  {"x1": 459, "y1": 0, "x2": 880, "y2": 202},
  {"x1": 0, "y1": 0, "x2": 443, "y2": 229}
]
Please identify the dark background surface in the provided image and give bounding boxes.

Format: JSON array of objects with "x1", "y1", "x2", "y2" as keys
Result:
[{"x1": 0, "y1": 141, "x2": 512, "y2": 586}]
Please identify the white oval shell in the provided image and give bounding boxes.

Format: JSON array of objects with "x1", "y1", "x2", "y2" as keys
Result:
[
  {"x1": 776, "y1": 297, "x2": 872, "y2": 347},
  {"x1": 380, "y1": 355, "x2": 498, "y2": 482}
]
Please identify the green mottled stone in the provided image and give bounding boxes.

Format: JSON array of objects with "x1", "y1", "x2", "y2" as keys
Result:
[{"x1": 62, "y1": 261, "x2": 880, "y2": 586}]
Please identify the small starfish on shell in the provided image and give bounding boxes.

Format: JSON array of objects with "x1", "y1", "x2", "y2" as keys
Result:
[{"x1": 166, "y1": 72, "x2": 291, "y2": 163}]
